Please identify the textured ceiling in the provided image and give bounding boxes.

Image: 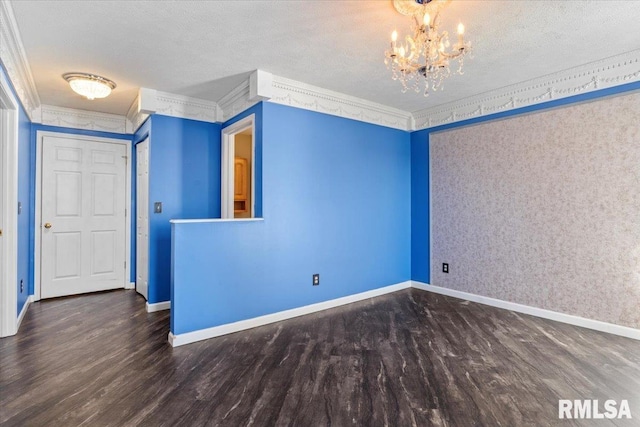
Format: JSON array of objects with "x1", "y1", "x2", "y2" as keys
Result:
[{"x1": 9, "y1": 0, "x2": 640, "y2": 116}]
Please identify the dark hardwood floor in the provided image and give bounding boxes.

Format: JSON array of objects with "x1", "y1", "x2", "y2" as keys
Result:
[{"x1": 1, "y1": 288, "x2": 639, "y2": 426}]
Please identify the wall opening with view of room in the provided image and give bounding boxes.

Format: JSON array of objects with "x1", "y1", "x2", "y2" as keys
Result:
[
  {"x1": 234, "y1": 128, "x2": 253, "y2": 218},
  {"x1": 221, "y1": 113, "x2": 256, "y2": 219}
]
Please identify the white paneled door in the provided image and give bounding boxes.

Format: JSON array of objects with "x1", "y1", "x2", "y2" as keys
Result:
[
  {"x1": 135, "y1": 138, "x2": 149, "y2": 300},
  {"x1": 40, "y1": 135, "x2": 127, "y2": 299}
]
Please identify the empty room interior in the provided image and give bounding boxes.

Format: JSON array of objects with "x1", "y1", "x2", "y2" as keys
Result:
[{"x1": 1, "y1": 0, "x2": 640, "y2": 425}]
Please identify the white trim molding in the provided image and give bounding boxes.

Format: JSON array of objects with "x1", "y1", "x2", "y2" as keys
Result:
[
  {"x1": 270, "y1": 75, "x2": 413, "y2": 131},
  {"x1": 146, "y1": 301, "x2": 170, "y2": 313},
  {"x1": 0, "y1": 0, "x2": 40, "y2": 119},
  {"x1": 412, "y1": 49, "x2": 640, "y2": 130},
  {"x1": 0, "y1": 68, "x2": 19, "y2": 337},
  {"x1": 125, "y1": 282, "x2": 135, "y2": 290},
  {"x1": 126, "y1": 92, "x2": 149, "y2": 134},
  {"x1": 34, "y1": 131, "x2": 132, "y2": 301},
  {"x1": 131, "y1": 87, "x2": 220, "y2": 130},
  {"x1": 35, "y1": 104, "x2": 128, "y2": 133},
  {"x1": 16, "y1": 295, "x2": 33, "y2": 331},
  {"x1": 220, "y1": 114, "x2": 255, "y2": 219},
  {"x1": 217, "y1": 77, "x2": 258, "y2": 123},
  {"x1": 411, "y1": 281, "x2": 640, "y2": 341},
  {"x1": 169, "y1": 281, "x2": 412, "y2": 347}
]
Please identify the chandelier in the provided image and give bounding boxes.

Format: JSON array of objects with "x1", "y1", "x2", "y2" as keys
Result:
[
  {"x1": 63, "y1": 72, "x2": 117, "y2": 100},
  {"x1": 384, "y1": 0, "x2": 470, "y2": 96}
]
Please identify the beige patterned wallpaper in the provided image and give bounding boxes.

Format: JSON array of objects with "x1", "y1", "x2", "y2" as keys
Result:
[{"x1": 430, "y1": 92, "x2": 640, "y2": 329}]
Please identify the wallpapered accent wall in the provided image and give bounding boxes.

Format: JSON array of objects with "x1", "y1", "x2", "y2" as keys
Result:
[{"x1": 430, "y1": 92, "x2": 640, "y2": 329}]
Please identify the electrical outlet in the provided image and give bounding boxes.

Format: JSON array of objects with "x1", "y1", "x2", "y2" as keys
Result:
[
  {"x1": 442, "y1": 263, "x2": 449, "y2": 273},
  {"x1": 20, "y1": 279, "x2": 24, "y2": 293},
  {"x1": 313, "y1": 274, "x2": 320, "y2": 286}
]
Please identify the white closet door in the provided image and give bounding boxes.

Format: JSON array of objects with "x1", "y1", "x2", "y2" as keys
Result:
[{"x1": 40, "y1": 135, "x2": 127, "y2": 299}]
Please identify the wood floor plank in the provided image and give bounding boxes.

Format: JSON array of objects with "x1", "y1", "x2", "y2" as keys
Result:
[{"x1": 1, "y1": 288, "x2": 639, "y2": 426}]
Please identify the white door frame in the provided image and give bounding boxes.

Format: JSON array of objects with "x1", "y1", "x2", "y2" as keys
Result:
[
  {"x1": 221, "y1": 114, "x2": 255, "y2": 219},
  {"x1": 0, "y1": 71, "x2": 19, "y2": 337},
  {"x1": 34, "y1": 131, "x2": 132, "y2": 301}
]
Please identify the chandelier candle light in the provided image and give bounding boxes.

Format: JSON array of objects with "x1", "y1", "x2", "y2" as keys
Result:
[{"x1": 384, "y1": 0, "x2": 470, "y2": 96}]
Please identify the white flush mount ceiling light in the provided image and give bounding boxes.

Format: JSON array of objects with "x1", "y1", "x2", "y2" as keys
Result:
[
  {"x1": 384, "y1": 0, "x2": 470, "y2": 96},
  {"x1": 62, "y1": 72, "x2": 116, "y2": 100}
]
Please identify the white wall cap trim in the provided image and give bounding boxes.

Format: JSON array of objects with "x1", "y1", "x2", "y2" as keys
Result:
[
  {"x1": 170, "y1": 218, "x2": 264, "y2": 224},
  {"x1": 0, "y1": 0, "x2": 40, "y2": 119},
  {"x1": 411, "y1": 281, "x2": 640, "y2": 341}
]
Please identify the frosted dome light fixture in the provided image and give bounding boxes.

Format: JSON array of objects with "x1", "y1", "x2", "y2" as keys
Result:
[{"x1": 63, "y1": 72, "x2": 116, "y2": 100}]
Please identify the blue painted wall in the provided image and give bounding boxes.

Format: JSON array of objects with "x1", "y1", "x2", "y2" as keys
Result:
[
  {"x1": 171, "y1": 103, "x2": 411, "y2": 335},
  {"x1": 0, "y1": 61, "x2": 32, "y2": 314},
  {"x1": 143, "y1": 115, "x2": 221, "y2": 304},
  {"x1": 410, "y1": 129, "x2": 430, "y2": 283}
]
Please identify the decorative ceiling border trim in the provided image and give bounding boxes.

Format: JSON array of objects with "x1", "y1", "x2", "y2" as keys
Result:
[
  {"x1": 126, "y1": 92, "x2": 148, "y2": 134},
  {"x1": 126, "y1": 88, "x2": 221, "y2": 132},
  {"x1": 37, "y1": 104, "x2": 128, "y2": 134},
  {"x1": 412, "y1": 49, "x2": 640, "y2": 130},
  {"x1": 0, "y1": 0, "x2": 40, "y2": 119},
  {"x1": 270, "y1": 75, "x2": 413, "y2": 131},
  {"x1": 217, "y1": 78, "x2": 258, "y2": 123}
]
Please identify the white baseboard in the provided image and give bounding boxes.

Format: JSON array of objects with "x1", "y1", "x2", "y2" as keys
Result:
[
  {"x1": 411, "y1": 281, "x2": 640, "y2": 341},
  {"x1": 146, "y1": 300, "x2": 170, "y2": 313},
  {"x1": 169, "y1": 280, "x2": 412, "y2": 347},
  {"x1": 16, "y1": 296, "x2": 33, "y2": 331},
  {"x1": 124, "y1": 282, "x2": 135, "y2": 290}
]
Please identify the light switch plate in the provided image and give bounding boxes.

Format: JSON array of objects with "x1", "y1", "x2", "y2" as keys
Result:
[{"x1": 154, "y1": 202, "x2": 162, "y2": 213}]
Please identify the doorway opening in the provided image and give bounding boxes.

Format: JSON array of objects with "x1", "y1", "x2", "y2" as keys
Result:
[{"x1": 221, "y1": 115, "x2": 255, "y2": 219}]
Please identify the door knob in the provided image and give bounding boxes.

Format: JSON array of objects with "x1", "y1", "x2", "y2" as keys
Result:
[{"x1": 44, "y1": 223, "x2": 52, "y2": 229}]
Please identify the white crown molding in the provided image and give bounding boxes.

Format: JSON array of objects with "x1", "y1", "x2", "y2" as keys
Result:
[
  {"x1": 270, "y1": 75, "x2": 413, "y2": 131},
  {"x1": 413, "y1": 49, "x2": 640, "y2": 130},
  {"x1": 0, "y1": 0, "x2": 40, "y2": 119},
  {"x1": 137, "y1": 87, "x2": 220, "y2": 125},
  {"x1": 217, "y1": 78, "x2": 259, "y2": 123},
  {"x1": 36, "y1": 104, "x2": 128, "y2": 133},
  {"x1": 126, "y1": 92, "x2": 149, "y2": 134}
]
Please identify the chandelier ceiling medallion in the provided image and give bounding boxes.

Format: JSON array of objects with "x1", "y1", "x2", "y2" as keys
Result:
[
  {"x1": 63, "y1": 72, "x2": 117, "y2": 100},
  {"x1": 384, "y1": 0, "x2": 470, "y2": 96}
]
